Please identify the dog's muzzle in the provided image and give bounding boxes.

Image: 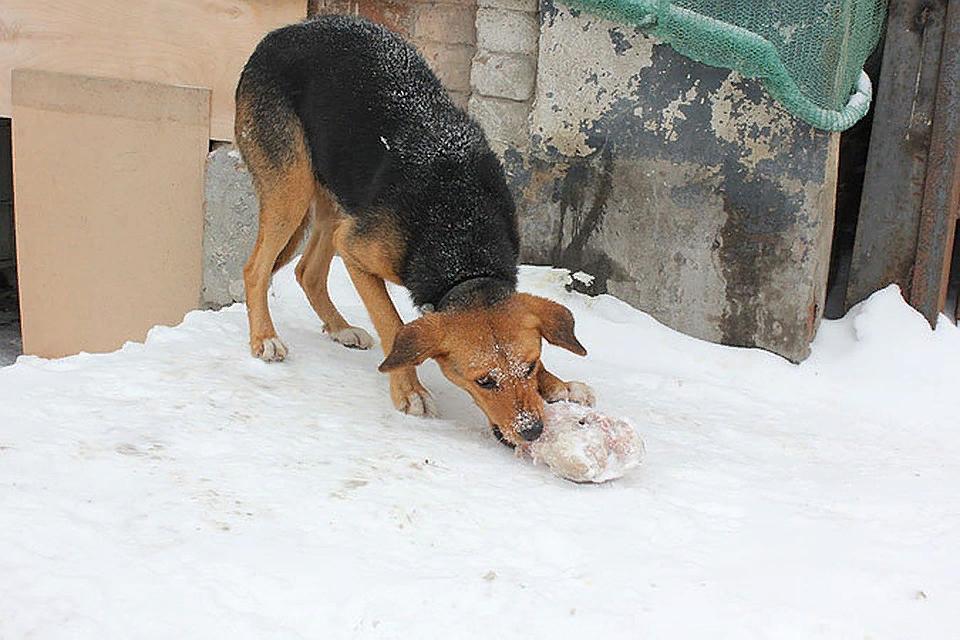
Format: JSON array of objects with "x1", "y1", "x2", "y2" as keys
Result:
[
  {"x1": 513, "y1": 411, "x2": 544, "y2": 442},
  {"x1": 519, "y1": 419, "x2": 544, "y2": 442},
  {"x1": 492, "y1": 417, "x2": 543, "y2": 444}
]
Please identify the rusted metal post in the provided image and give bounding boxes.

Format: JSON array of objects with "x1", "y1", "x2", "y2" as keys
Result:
[{"x1": 911, "y1": 0, "x2": 960, "y2": 326}]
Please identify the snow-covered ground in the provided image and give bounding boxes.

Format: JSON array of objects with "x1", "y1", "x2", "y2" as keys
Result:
[{"x1": 2, "y1": 259, "x2": 958, "y2": 639}]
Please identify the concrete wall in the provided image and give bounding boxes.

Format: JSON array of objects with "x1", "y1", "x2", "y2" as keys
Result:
[
  {"x1": 203, "y1": 145, "x2": 258, "y2": 309},
  {"x1": 204, "y1": 0, "x2": 840, "y2": 361}
]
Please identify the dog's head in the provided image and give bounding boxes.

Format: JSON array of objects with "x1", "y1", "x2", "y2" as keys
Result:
[{"x1": 378, "y1": 293, "x2": 586, "y2": 445}]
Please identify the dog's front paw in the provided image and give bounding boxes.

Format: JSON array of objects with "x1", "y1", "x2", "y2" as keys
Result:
[
  {"x1": 328, "y1": 326, "x2": 374, "y2": 350},
  {"x1": 544, "y1": 380, "x2": 596, "y2": 407},
  {"x1": 251, "y1": 336, "x2": 288, "y2": 362},
  {"x1": 397, "y1": 390, "x2": 439, "y2": 418},
  {"x1": 390, "y1": 374, "x2": 439, "y2": 418}
]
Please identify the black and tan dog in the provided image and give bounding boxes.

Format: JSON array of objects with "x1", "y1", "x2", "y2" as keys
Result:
[{"x1": 235, "y1": 15, "x2": 594, "y2": 445}]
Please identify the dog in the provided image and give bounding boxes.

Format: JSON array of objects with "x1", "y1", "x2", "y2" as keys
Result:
[{"x1": 235, "y1": 15, "x2": 594, "y2": 445}]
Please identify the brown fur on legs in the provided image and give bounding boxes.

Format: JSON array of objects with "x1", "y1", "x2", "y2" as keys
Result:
[
  {"x1": 272, "y1": 216, "x2": 309, "y2": 275},
  {"x1": 341, "y1": 259, "x2": 437, "y2": 417},
  {"x1": 333, "y1": 218, "x2": 438, "y2": 417},
  {"x1": 236, "y1": 94, "x2": 315, "y2": 362},
  {"x1": 294, "y1": 191, "x2": 373, "y2": 350}
]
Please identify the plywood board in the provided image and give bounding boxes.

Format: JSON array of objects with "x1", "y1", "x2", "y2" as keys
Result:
[
  {"x1": 0, "y1": 1, "x2": 305, "y2": 140},
  {"x1": 12, "y1": 69, "x2": 210, "y2": 358}
]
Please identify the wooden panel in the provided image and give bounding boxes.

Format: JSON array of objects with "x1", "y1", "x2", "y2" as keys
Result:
[
  {"x1": 0, "y1": 1, "x2": 305, "y2": 141},
  {"x1": 911, "y1": 0, "x2": 960, "y2": 325},
  {"x1": 13, "y1": 70, "x2": 210, "y2": 358},
  {"x1": 846, "y1": 0, "x2": 947, "y2": 309}
]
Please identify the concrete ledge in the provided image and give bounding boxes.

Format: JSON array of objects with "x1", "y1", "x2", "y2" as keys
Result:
[
  {"x1": 203, "y1": 145, "x2": 257, "y2": 309},
  {"x1": 469, "y1": 94, "x2": 531, "y2": 151},
  {"x1": 471, "y1": 52, "x2": 537, "y2": 101},
  {"x1": 476, "y1": 7, "x2": 539, "y2": 53}
]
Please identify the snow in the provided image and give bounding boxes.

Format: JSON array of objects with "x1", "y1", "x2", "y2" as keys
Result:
[
  {"x1": 846, "y1": 70, "x2": 873, "y2": 113},
  {"x1": 571, "y1": 270, "x2": 595, "y2": 286},
  {"x1": 2, "y1": 259, "x2": 959, "y2": 639}
]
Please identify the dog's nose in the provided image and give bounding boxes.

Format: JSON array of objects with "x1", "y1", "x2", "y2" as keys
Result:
[{"x1": 518, "y1": 419, "x2": 544, "y2": 442}]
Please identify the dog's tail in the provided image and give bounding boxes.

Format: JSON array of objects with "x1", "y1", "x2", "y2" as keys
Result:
[
  {"x1": 235, "y1": 46, "x2": 314, "y2": 274},
  {"x1": 234, "y1": 58, "x2": 308, "y2": 181}
]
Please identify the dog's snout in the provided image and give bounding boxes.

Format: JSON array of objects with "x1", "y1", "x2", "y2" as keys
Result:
[
  {"x1": 519, "y1": 418, "x2": 544, "y2": 442},
  {"x1": 512, "y1": 410, "x2": 544, "y2": 442}
]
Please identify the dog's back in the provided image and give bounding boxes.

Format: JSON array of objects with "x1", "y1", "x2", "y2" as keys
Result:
[{"x1": 237, "y1": 15, "x2": 519, "y2": 307}]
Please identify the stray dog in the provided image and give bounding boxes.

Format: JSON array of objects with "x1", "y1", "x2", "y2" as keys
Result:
[{"x1": 235, "y1": 15, "x2": 594, "y2": 445}]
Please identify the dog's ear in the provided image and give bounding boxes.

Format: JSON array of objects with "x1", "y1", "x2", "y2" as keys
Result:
[
  {"x1": 517, "y1": 294, "x2": 587, "y2": 356},
  {"x1": 379, "y1": 316, "x2": 444, "y2": 372}
]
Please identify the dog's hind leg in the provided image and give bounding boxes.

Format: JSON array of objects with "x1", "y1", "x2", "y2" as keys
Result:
[
  {"x1": 295, "y1": 190, "x2": 373, "y2": 349},
  {"x1": 272, "y1": 215, "x2": 309, "y2": 275},
  {"x1": 242, "y1": 174, "x2": 313, "y2": 361},
  {"x1": 236, "y1": 77, "x2": 314, "y2": 362}
]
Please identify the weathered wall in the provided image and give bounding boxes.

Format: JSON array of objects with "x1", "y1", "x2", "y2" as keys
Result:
[{"x1": 475, "y1": 2, "x2": 839, "y2": 361}]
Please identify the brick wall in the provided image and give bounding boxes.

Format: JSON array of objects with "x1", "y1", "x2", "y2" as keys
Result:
[
  {"x1": 309, "y1": 0, "x2": 478, "y2": 107},
  {"x1": 469, "y1": 0, "x2": 538, "y2": 153}
]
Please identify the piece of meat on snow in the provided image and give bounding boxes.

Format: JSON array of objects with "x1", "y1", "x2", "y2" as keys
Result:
[{"x1": 518, "y1": 401, "x2": 645, "y2": 483}]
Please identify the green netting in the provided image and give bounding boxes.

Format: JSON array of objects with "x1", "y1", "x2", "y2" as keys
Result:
[{"x1": 564, "y1": 0, "x2": 887, "y2": 131}]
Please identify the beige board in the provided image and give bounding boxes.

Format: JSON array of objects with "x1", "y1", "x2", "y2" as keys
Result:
[
  {"x1": 0, "y1": 0, "x2": 305, "y2": 141},
  {"x1": 12, "y1": 69, "x2": 210, "y2": 358}
]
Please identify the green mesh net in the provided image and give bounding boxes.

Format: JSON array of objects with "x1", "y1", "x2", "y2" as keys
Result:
[{"x1": 563, "y1": 0, "x2": 887, "y2": 131}]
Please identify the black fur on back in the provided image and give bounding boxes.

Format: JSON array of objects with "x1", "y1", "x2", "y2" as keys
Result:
[{"x1": 237, "y1": 15, "x2": 520, "y2": 310}]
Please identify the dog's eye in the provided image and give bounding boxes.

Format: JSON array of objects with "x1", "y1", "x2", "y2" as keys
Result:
[
  {"x1": 476, "y1": 375, "x2": 498, "y2": 390},
  {"x1": 525, "y1": 362, "x2": 537, "y2": 378}
]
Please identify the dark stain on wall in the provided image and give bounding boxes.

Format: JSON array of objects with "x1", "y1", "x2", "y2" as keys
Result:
[
  {"x1": 572, "y1": 44, "x2": 829, "y2": 186},
  {"x1": 552, "y1": 151, "x2": 624, "y2": 295},
  {"x1": 717, "y1": 158, "x2": 805, "y2": 355},
  {"x1": 505, "y1": 148, "x2": 629, "y2": 296},
  {"x1": 608, "y1": 28, "x2": 633, "y2": 55},
  {"x1": 540, "y1": 0, "x2": 560, "y2": 26}
]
